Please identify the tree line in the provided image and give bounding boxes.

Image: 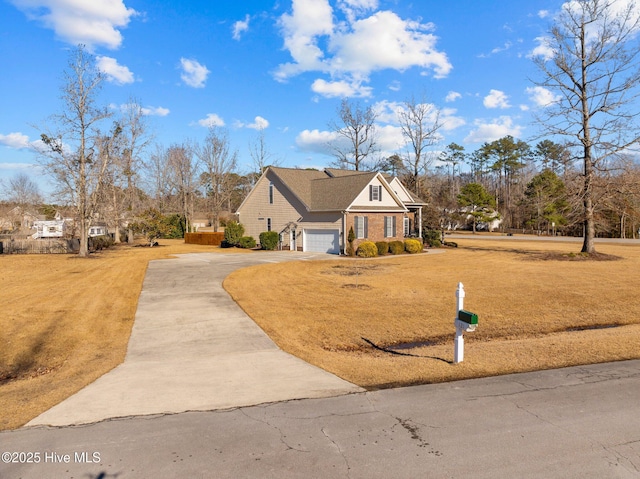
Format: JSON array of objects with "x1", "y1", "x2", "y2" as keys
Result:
[{"x1": 3, "y1": 0, "x2": 640, "y2": 256}]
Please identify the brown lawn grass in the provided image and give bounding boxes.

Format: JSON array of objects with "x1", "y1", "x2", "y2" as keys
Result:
[
  {"x1": 3, "y1": 236, "x2": 639, "y2": 431},
  {"x1": 0, "y1": 240, "x2": 248, "y2": 431},
  {"x1": 225, "y1": 238, "x2": 640, "y2": 389}
]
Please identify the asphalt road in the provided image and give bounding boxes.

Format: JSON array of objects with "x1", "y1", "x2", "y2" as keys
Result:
[{"x1": 2, "y1": 360, "x2": 639, "y2": 478}]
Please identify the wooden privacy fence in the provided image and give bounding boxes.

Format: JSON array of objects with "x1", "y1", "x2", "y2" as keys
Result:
[
  {"x1": 0, "y1": 238, "x2": 80, "y2": 254},
  {"x1": 184, "y1": 232, "x2": 225, "y2": 246}
]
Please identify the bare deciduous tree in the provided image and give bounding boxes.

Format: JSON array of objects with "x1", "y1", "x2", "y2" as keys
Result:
[
  {"x1": 145, "y1": 144, "x2": 173, "y2": 214},
  {"x1": 532, "y1": 0, "x2": 640, "y2": 253},
  {"x1": 167, "y1": 143, "x2": 198, "y2": 234},
  {"x1": 195, "y1": 127, "x2": 238, "y2": 231},
  {"x1": 248, "y1": 127, "x2": 278, "y2": 183},
  {"x1": 118, "y1": 99, "x2": 152, "y2": 243},
  {"x1": 398, "y1": 96, "x2": 441, "y2": 195},
  {"x1": 328, "y1": 99, "x2": 377, "y2": 171},
  {"x1": 5, "y1": 172, "x2": 42, "y2": 207},
  {"x1": 38, "y1": 45, "x2": 118, "y2": 257}
]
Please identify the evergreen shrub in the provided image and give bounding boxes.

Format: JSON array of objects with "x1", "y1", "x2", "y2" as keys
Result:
[
  {"x1": 375, "y1": 241, "x2": 389, "y2": 255},
  {"x1": 238, "y1": 236, "x2": 256, "y2": 249},
  {"x1": 259, "y1": 231, "x2": 279, "y2": 250},
  {"x1": 389, "y1": 240, "x2": 404, "y2": 255},
  {"x1": 223, "y1": 221, "x2": 244, "y2": 247}
]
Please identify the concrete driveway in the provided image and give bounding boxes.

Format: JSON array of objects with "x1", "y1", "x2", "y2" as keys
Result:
[{"x1": 27, "y1": 251, "x2": 363, "y2": 427}]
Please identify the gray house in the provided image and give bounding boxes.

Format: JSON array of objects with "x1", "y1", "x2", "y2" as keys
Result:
[{"x1": 236, "y1": 167, "x2": 425, "y2": 254}]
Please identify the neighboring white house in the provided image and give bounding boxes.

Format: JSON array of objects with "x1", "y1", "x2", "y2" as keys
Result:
[
  {"x1": 32, "y1": 220, "x2": 66, "y2": 239},
  {"x1": 88, "y1": 225, "x2": 108, "y2": 237}
]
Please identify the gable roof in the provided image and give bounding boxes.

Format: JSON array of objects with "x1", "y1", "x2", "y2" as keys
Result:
[
  {"x1": 383, "y1": 175, "x2": 427, "y2": 205},
  {"x1": 310, "y1": 171, "x2": 378, "y2": 211},
  {"x1": 269, "y1": 167, "x2": 327, "y2": 209},
  {"x1": 266, "y1": 167, "x2": 411, "y2": 212}
]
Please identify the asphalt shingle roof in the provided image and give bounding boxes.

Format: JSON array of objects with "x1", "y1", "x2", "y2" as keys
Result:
[{"x1": 268, "y1": 166, "x2": 408, "y2": 212}]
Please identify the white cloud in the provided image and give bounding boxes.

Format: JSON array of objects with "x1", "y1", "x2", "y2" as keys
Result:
[
  {"x1": 374, "y1": 100, "x2": 464, "y2": 132},
  {"x1": 296, "y1": 128, "x2": 337, "y2": 155},
  {"x1": 110, "y1": 103, "x2": 169, "y2": 117},
  {"x1": 276, "y1": 0, "x2": 334, "y2": 80},
  {"x1": 311, "y1": 78, "x2": 372, "y2": 98},
  {"x1": 10, "y1": 0, "x2": 137, "y2": 50},
  {"x1": 465, "y1": 116, "x2": 523, "y2": 143},
  {"x1": 329, "y1": 11, "x2": 451, "y2": 78},
  {"x1": 529, "y1": 36, "x2": 554, "y2": 61},
  {"x1": 376, "y1": 123, "x2": 405, "y2": 153},
  {"x1": 197, "y1": 113, "x2": 225, "y2": 128},
  {"x1": 96, "y1": 55, "x2": 134, "y2": 85},
  {"x1": 236, "y1": 116, "x2": 270, "y2": 130},
  {"x1": 0, "y1": 162, "x2": 36, "y2": 170},
  {"x1": 526, "y1": 86, "x2": 560, "y2": 107},
  {"x1": 275, "y1": 0, "x2": 451, "y2": 98},
  {"x1": 141, "y1": 106, "x2": 170, "y2": 117},
  {"x1": 0, "y1": 132, "x2": 30, "y2": 149},
  {"x1": 337, "y1": 0, "x2": 378, "y2": 23},
  {"x1": 388, "y1": 80, "x2": 401, "y2": 91},
  {"x1": 445, "y1": 91, "x2": 461, "y2": 102},
  {"x1": 180, "y1": 58, "x2": 210, "y2": 88},
  {"x1": 249, "y1": 116, "x2": 269, "y2": 130},
  {"x1": 232, "y1": 14, "x2": 250, "y2": 40},
  {"x1": 538, "y1": 9, "x2": 550, "y2": 19},
  {"x1": 373, "y1": 100, "x2": 404, "y2": 124},
  {"x1": 484, "y1": 89, "x2": 510, "y2": 109},
  {"x1": 440, "y1": 108, "x2": 466, "y2": 131},
  {"x1": 491, "y1": 41, "x2": 512, "y2": 55}
]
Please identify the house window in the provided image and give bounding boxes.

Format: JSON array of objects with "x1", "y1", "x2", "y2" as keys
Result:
[
  {"x1": 404, "y1": 217, "x2": 410, "y2": 236},
  {"x1": 369, "y1": 185, "x2": 382, "y2": 202},
  {"x1": 269, "y1": 182, "x2": 274, "y2": 204},
  {"x1": 267, "y1": 218, "x2": 272, "y2": 231},
  {"x1": 384, "y1": 216, "x2": 396, "y2": 238},
  {"x1": 354, "y1": 216, "x2": 368, "y2": 239}
]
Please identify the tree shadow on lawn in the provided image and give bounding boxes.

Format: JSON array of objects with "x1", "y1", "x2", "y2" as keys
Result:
[{"x1": 0, "y1": 322, "x2": 60, "y2": 385}]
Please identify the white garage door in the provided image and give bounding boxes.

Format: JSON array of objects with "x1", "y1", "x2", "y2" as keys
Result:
[{"x1": 304, "y1": 229, "x2": 340, "y2": 254}]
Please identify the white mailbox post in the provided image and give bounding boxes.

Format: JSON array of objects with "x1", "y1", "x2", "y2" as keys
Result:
[{"x1": 454, "y1": 282, "x2": 478, "y2": 364}]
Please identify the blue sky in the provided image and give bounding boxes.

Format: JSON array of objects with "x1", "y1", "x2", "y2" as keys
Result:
[{"x1": 0, "y1": 0, "x2": 564, "y2": 197}]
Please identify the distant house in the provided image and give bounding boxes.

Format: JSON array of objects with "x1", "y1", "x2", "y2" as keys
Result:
[
  {"x1": 236, "y1": 167, "x2": 425, "y2": 254},
  {"x1": 32, "y1": 220, "x2": 66, "y2": 238},
  {"x1": 88, "y1": 224, "x2": 108, "y2": 237}
]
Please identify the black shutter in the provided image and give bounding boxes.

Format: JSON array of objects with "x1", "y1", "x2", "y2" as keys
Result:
[
  {"x1": 378, "y1": 185, "x2": 383, "y2": 201},
  {"x1": 364, "y1": 216, "x2": 368, "y2": 238}
]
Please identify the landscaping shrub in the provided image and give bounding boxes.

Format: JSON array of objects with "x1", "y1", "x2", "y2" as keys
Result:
[
  {"x1": 375, "y1": 241, "x2": 389, "y2": 255},
  {"x1": 238, "y1": 236, "x2": 256, "y2": 249},
  {"x1": 389, "y1": 240, "x2": 404, "y2": 255},
  {"x1": 259, "y1": 231, "x2": 279, "y2": 250},
  {"x1": 423, "y1": 229, "x2": 442, "y2": 247},
  {"x1": 404, "y1": 239, "x2": 423, "y2": 254},
  {"x1": 90, "y1": 235, "x2": 114, "y2": 251},
  {"x1": 223, "y1": 221, "x2": 244, "y2": 247},
  {"x1": 356, "y1": 241, "x2": 378, "y2": 258}
]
